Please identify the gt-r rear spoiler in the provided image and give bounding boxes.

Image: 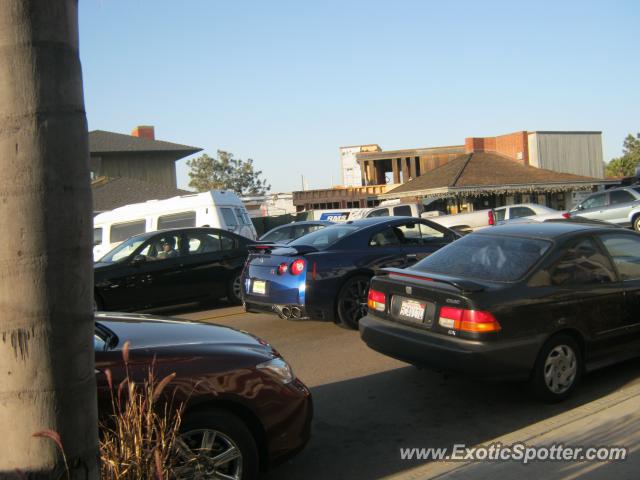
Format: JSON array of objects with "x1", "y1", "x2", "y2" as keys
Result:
[
  {"x1": 379, "y1": 268, "x2": 486, "y2": 293},
  {"x1": 247, "y1": 243, "x2": 318, "y2": 255}
]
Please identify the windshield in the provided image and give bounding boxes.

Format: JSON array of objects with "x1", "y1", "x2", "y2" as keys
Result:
[
  {"x1": 98, "y1": 236, "x2": 147, "y2": 264},
  {"x1": 289, "y1": 224, "x2": 359, "y2": 250},
  {"x1": 413, "y1": 234, "x2": 552, "y2": 282}
]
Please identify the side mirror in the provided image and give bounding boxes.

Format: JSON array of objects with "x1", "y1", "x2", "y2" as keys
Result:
[{"x1": 131, "y1": 254, "x2": 147, "y2": 265}]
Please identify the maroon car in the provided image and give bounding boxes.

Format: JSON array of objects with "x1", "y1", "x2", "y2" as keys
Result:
[{"x1": 94, "y1": 312, "x2": 312, "y2": 479}]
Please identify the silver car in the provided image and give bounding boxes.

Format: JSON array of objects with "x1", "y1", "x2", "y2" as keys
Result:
[{"x1": 570, "y1": 186, "x2": 640, "y2": 231}]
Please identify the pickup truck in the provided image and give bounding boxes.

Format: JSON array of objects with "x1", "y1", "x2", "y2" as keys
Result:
[{"x1": 427, "y1": 209, "x2": 492, "y2": 234}]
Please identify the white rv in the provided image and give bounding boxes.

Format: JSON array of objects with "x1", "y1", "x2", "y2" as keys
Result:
[{"x1": 93, "y1": 190, "x2": 257, "y2": 260}]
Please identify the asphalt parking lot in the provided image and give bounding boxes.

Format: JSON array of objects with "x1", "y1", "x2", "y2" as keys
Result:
[{"x1": 173, "y1": 303, "x2": 640, "y2": 480}]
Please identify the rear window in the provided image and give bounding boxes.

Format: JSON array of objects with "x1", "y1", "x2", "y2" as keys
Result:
[
  {"x1": 413, "y1": 234, "x2": 551, "y2": 282},
  {"x1": 289, "y1": 225, "x2": 359, "y2": 249}
]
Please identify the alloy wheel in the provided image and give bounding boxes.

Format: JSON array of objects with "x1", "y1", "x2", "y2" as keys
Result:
[
  {"x1": 340, "y1": 279, "x2": 369, "y2": 325},
  {"x1": 231, "y1": 275, "x2": 243, "y2": 302},
  {"x1": 543, "y1": 344, "x2": 577, "y2": 394},
  {"x1": 176, "y1": 428, "x2": 243, "y2": 480}
]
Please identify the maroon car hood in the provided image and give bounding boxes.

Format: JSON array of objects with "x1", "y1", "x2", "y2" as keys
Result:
[{"x1": 95, "y1": 312, "x2": 268, "y2": 351}]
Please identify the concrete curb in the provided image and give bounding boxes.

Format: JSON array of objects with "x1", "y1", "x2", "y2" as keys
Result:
[{"x1": 387, "y1": 381, "x2": 640, "y2": 480}]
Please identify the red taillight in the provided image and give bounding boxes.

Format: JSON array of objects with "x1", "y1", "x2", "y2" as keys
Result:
[
  {"x1": 312, "y1": 261, "x2": 317, "y2": 281},
  {"x1": 438, "y1": 306, "x2": 501, "y2": 333},
  {"x1": 562, "y1": 212, "x2": 570, "y2": 219},
  {"x1": 367, "y1": 288, "x2": 386, "y2": 312},
  {"x1": 277, "y1": 263, "x2": 288, "y2": 275},
  {"x1": 488, "y1": 210, "x2": 495, "y2": 226},
  {"x1": 290, "y1": 259, "x2": 305, "y2": 275}
]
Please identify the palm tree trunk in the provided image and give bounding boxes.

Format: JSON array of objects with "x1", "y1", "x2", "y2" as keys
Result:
[{"x1": 0, "y1": 0, "x2": 99, "y2": 477}]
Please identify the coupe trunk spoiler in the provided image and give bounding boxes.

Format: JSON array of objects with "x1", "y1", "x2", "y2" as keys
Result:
[
  {"x1": 247, "y1": 244, "x2": 318, "y2": 255},
  {"x1": 379, "y1": 267, "x2": 486, "y2": 293}
]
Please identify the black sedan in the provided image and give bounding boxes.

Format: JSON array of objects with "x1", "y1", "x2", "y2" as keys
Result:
[
  {"x1": 242, "y1": 217, "x2": 459, "y2": 329},
  {"x1": 258, "y1": 220, "x2": 333, "y2": 244},
  {"x1": 95, "y1": 227, "x2": 253, "y2": 311},
  {"x1": 95, "y1": 312, "x2": 312, "y2": 479},
  {"x1": 359, "y1": 222, "x2": 640, "y2": 401}
]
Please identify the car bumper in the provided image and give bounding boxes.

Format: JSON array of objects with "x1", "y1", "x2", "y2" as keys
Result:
[
  {"x1": 359, "y1": 315, "x2": 545, "y2": 381},
  {"x1": 244, "y1": 299, "x2": 309, "y2": 320},
  {"x1": 265, "y1": 378, "x2": 313, "y2": 467}
]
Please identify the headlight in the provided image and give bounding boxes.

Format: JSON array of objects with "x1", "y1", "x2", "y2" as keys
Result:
[{"x1": 256, "y1": 357, "x2": 294, "y2": 384}]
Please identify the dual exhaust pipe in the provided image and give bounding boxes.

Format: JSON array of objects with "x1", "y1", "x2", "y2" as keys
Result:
[{"x1": 275, "y1": 305, "x2": 302, "y2": 319}]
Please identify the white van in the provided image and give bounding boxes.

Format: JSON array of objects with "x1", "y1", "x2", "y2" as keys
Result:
[{"x1": 93, "y1": 190, "x2": 257, "y2": 260}]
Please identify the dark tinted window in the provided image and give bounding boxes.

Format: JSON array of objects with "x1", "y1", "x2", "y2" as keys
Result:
[
  {"x1": 510, "y1": 207, "x2": 535, "y2": 219},
  {"x1": 545, "y1": 238, "x2": 616, "y2": 286},
  {"x1": 369, "y1": 228, "x2": 403, "y2": 247},
  {"x1": 289, "y1": 225, "x2": 359, "y2": 249},
  {"x1": 494, "y1": 208, "x2": 506, "y2": 221},
  {"x1": 158, "y1": 211, "x2": 196, "y2": 229},
  {"x1": 609, "y1": 190, "x2": 635, "y2": 205},
  {"x1": 367, "y1": 208, "x2": 389, "y2": 217},
  {"x1": 413, "y1": 234, "x2": 551, "y2": 282},
  {"x1": 220, "y1": 208, "x2": 238, "y2": 227},
  {"x1": 393, "y1": 205, "x2": 412, "y2": 216},
  {"x1": 94, "y1": 227, "x2": 103, "y2": 246},
  {"x1": 581, "y1": 193, "x2": 606, "y2": 209},
  {"x1": 261, "y1": 226, "x2": 292, "y2": 242},
  {"x1": 110, "y1": 220, "x2": 146, "y2": 243},
  {"x1": 184, "y1": 232, "x2": 236, "y2": 254},
  {"x1": 600, "y1": 234, "x2": 640, "y2": 281}
]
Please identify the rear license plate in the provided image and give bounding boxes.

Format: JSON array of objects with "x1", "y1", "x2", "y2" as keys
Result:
[
  {"x1": 252, "y1": 280, "x2": 266, "y2": 295},
  {"x1": 398, "y1": 300, "x2": 427, "y2": 322}
]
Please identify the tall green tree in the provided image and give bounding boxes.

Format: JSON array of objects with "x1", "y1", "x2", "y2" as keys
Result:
[
  {"x1": 187, "y1": 150, "x2": 271, "y2": 196},
  {"x1": 0, "y1": 0, "x2": 99, "y2": 477},
  {"x1": 605, "y1": 134, "x2": 640, "y2": 177}
]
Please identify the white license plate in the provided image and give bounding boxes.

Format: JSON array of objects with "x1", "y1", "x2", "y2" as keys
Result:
[
  {"x1": 252, "y1": 280, "x2": 266, "y2": 294},
  {"x1": 399, "y1": 299, "x2": 426, "y2": 321}
]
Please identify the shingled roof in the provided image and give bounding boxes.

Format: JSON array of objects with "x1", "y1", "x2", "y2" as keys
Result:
[
  {"x1": 89, "y1": 130, "x2": 201, "y2": 155},
  {"x1": 92, "y1": 176, "x2": 192, "y2": 213},
  {"x1": 384, "y1": 152, "x2": 613, "y2": 198}
]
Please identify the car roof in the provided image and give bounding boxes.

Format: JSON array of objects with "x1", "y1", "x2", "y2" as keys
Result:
[
  {"x1": 343, "y1": 216, "x2": 420, "y2": 227},
  {"x1": 475, "y1": 221, "x2": 626, "y2": 240},
  {"x1": 125, "y1": 226, "x2": 236, "y2": 242}
]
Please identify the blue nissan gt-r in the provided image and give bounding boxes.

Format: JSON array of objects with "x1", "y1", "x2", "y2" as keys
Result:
[{"x1": 241, "y1": 217, "x2": 459, "y2": 329}]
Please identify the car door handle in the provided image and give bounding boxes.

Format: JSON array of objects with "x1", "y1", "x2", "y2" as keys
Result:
[{"x1": 406, "y1": 253, "x2": 418, "y2": 259}]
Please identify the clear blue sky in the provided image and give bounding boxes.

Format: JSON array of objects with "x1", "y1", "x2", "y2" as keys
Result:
[{"x1": 79, "y1": 0, "x2": 639, "y2": 192}]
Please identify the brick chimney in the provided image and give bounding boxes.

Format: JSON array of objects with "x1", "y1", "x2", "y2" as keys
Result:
[
  {"x1": 464, "y1": 130, "x2": 529, "y2": 164},
  {"x1": 131, "y1": 125, "x2": 155, "y2": 140}
]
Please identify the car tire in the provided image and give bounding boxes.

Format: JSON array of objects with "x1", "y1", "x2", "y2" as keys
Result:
[
  {"x1": 336, "y1": 275, "x2": 371, "y2": 330},
  {"x1": 633, "y1": 215, "x2": 640, "y2": 232},
  {"x1": 178, "y1": 408, "x2": 259, "y2": 480},
  {"x1": 227, "y1": 271, "x2": 243, "y2": 305},
  {"x1": 530, "y1": 334, "x2": 582, "y2": 403}
]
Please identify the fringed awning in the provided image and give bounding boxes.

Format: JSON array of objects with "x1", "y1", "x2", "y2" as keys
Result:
[{"x1": 381, "y1": 181, "x2": 617, "y2": 200}]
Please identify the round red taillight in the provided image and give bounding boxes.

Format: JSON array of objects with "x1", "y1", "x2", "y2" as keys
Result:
[
  {"x1": 277, "y1": 263, "x2": 288, "y2": 275},
  {"x1": 290, "y1": 259, "x2": 305, "y2": 275}
]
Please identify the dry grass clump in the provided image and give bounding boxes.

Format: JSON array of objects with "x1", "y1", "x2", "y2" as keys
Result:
[{"x1": 99, "y1": 341, "x2": 195, "y2": 479}]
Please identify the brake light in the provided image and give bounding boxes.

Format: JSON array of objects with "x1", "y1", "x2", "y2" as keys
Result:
[
  {"x1": 438, "y1": 306, "x2": 501, "y2": 333},
  {"x1": 290, "y1": 259, "x2": 305, "y2": 275},
  {"x1": 488, "y1": 210, "x2": 495, "y2": 226},
  {"x1": 277, "y1": 263, "x2": 288, "y2": 275},
  {"x1": 562, "y1": 212, "x2": 570, "y2": 219},
  {"x1": 367, "y1": 288, "x2": 386, "y2": 312}
]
